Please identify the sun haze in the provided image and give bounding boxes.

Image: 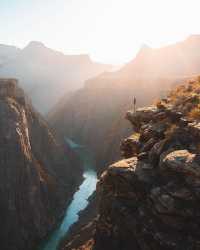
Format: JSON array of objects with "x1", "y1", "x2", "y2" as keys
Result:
[{"x1": 1, "y1": 0, "x2": 200, "y2": 64}]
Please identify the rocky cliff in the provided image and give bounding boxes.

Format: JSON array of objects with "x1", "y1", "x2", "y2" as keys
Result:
[
  {"x1": 64, "y1": 76, "x2": 200, "y2": 249},
  {"x1": 0, "y1": 79, "x2": 81, "y2": 250},
  {"x1": 95, "y1": 77, "x2": 200, "y2": 250}
]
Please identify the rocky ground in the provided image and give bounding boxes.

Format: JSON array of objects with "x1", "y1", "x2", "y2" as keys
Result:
[{"x1": 63, "y1": 77, "x2": 200, "y2": 249}]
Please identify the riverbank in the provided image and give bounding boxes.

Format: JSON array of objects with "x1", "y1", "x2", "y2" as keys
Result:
[
  {"x1": 38, "y1": 170, "x2": 97, "y2": 250},
  {"x1": 37, "y1": 138, "x2": 97, "y2": 250}
]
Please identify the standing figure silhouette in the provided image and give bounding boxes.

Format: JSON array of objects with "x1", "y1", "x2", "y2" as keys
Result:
[{"x1": 133, "y1": 96, "x2": 136, "y2": 113}]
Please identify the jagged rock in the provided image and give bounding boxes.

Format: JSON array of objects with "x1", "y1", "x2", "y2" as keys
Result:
[
  {"x1": 160, "y1": 150, "x2": 200, "y2": 179},
  {"x1": 120, "y1": 133, "x2": 140, "y2": 158},
  {"x1": 89, "y1": 77, "x2": 200, "y2": 250},
  {"x1": 0, "y1": 79, "x2": 81, "y2": 250},
  {"x1": 61, "y1": 76, "x2": 200, "y2": 250},
  {"x1": 93, "y1": 151, "x2": 200, "y2": 249},
  {"x1": 188, "y1": 122, "x2": 200, "y2": 138},
  {"x1": 126, "y1": 106, "x2": 158, "y2": 127},
  {"x1": 148, "y1": 139, "x2": 170, "y2": 165},
  {"x1": 140, "y1": 137, "x2": 157, "y2": 152},
  {"x1": 166, "y1": 109, "x2": 183, "y2": 122},
  {"x1": 138, "y1": 152, "x2": 148, "y2": 160},
  {"x1": 179, "y1": 117, "x2": 190, "y2": 127}
]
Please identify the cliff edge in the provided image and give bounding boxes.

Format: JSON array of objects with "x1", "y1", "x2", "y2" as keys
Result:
[
  {"x1": 65, "y1": 77, "x2": 200, "y2": 249},
  {"x1": 0, "y1": 79, "x2": 80, "y2": 250},
  {"x1": 94, "y1": 77, "x2": 200, "y2": 250}
]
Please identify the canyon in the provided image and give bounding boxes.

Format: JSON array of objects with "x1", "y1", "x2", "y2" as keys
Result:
[
  {"x1": 51, "y1": 36, "x2": 200, "y2": 249},
  {"x1": 1, "y1": 36, "x2": 200, "y2": 250}
]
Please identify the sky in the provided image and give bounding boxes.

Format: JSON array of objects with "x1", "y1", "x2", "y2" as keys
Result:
[{"x1": 1, "y1": 0, "x2": 200, "y2": 64}]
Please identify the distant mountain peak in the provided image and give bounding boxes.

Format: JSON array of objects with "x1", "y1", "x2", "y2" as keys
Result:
[
  {"x1": 26, "y1": 41, "x2": 46, "y2": 49},
  {"x1": 137, "y1": 44, "x2": 152, "y2": 55},
  {"x1": 23, "y1": 41, "x2": 47, "y2": 54}
]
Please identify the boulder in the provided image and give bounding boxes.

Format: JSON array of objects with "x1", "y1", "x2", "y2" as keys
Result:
[
  {"x1": 126, "y1": 106, "x2": 158, "y2": 127},
  {"x1": 120, "y1": 133, "x2": 141, "y2": 158},
  {"x1": 160, "y1": 150, "x2": 200, "y2": 179}
]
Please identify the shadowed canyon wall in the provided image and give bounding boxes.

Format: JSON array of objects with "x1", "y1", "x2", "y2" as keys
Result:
[{"x1": 0, "y1": 79, "x2": 81, "y2": 250}]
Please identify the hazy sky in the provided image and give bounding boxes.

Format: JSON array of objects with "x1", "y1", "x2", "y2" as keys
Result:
[{"x1": 1, "y1": 0, "x2": 200, "y2": 64}]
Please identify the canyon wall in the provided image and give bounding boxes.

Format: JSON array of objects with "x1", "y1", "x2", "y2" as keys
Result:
[{"x1": 0, "y1": 79, "x2": 81, "y2": 250}]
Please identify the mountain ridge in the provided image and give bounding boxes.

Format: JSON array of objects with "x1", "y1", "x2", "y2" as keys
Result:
[{"x1": 0, "y1": 41, "x2": 113, "y2": 113}]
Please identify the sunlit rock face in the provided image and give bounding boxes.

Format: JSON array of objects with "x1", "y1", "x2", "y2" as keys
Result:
[
  {"x1": 0, "y1": 42, "x2": 112, "y2": 113},
  {"x1": 62, "y1": 77, "x2": 200, "y2": 250},
  {"x1": 0, "y1": 79, "x2": 80, "y2": 250},
  {"x1": 92, "y1": 77, "x2": 200, "y2": 250}
]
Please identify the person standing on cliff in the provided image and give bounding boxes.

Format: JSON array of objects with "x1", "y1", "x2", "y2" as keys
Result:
[{"x1": 133, "y1": 96, "x2": 136, "y2": 113}]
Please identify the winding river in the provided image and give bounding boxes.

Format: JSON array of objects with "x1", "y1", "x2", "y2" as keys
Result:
[{"x1": 38, "y1": 138, "x2": 97, "y2": 250}]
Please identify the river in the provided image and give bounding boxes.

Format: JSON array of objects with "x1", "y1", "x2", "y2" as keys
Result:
[{"x1": 38, "y1": 138, "x2": 97, "y2": 250}]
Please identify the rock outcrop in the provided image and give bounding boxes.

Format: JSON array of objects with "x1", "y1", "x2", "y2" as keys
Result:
[
  {"x1": 64, "y1": 76, "x2": 200, "y2": 249},
  {"x1": 93, "y1": 77, "x2": 200, "y2": 250},
  {"x1": 0, "y1": 79, "x2": 81, "y2": 250}
]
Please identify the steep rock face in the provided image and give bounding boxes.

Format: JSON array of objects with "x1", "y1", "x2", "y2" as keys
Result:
[
  {"x1": 64, "y1": 77, "x2": 200, "y2": 250},
  {"x1": 0, "y1": 79, "x2": 81, "y2": 250},
  {"x1": 92, "y1": 77, "x2": 200, "y2": 250}
]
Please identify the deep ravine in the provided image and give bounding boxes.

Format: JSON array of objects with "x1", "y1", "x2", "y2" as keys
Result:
[{"x1": 38, "y1": 138, "x2": 97, "y2": 250}]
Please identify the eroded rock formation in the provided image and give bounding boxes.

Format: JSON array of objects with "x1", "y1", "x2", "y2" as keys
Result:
[
  {"x1": 64, "y1": 77, "x2": 200, "y2": 249},
  {"x1": 0, "y1": 79, "x2": 81, "y2": 250},
  {"x1": 93, "y1": 77, "x2": 200, "y2": 250}
]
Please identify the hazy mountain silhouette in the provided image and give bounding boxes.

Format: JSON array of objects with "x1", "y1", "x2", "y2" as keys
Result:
[
  {"x1": 119, "y1": 34, "x2": 200, "y2": 78},
  {"x1": 0, "y1": 44, "x2": 20, "y2": 65},
  {"x1": 0, "y1": 41, "x2": 112, "y2": 113}
]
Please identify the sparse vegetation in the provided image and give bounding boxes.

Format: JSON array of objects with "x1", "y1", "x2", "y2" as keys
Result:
[
  {"x1": 188, "y1": 105, "x2": 200, "y2": 120},
  {"x1": 130, "y1": 132, "x2": 140, "y2": 140},
  {"x1": 166, "y1": 77, "x2": 200, "y2": 118}
]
